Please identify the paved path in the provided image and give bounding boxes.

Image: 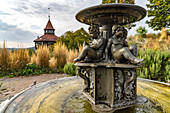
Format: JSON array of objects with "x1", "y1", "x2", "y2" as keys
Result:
[{"x1": 0, "y1": 74, "x2": 67, "y2": 103}]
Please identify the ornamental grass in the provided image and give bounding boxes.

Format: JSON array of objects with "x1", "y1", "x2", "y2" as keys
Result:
[
  {"x1": 127, "y1": 28, "x2": 170, "y2": 51},
  {"x1": 10, "y1": 49, "x2": 29, "y2": 69},
  {"x1": 53, "y1": 42, "x2": 67, "y2": 68},
  {"x1": 0, "y1": 41, "x2": 10, "y2": 71},
  {"x1": 67, "y1": 49, "x2": 79, "y2": 63},
  {"x1": 36, "y1": 45, "x2": 50, "y2": 68},
  {"x1": 31, "y1": 53, "x2": 36, "y2": 64},
  {"x1": 49, "y1": 57, "x2": 57, "y2": 70}
]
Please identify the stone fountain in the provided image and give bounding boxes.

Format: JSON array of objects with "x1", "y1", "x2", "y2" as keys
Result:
[
  {"x1": 74, "y1": 3, "x2": 146, "y2": 112},
  {"x1": 1, "y1": 2, "x2": 169, "y2": 113}
]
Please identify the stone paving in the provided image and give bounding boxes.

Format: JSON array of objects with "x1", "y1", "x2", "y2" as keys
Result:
[{"x1": 0, "y1": 74, "x2": 67, "y2": 103}]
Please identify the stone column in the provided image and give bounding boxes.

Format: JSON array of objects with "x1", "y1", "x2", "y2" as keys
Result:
[{"x1": 101, "y1": 25, "x2": 112, "y2": 39}]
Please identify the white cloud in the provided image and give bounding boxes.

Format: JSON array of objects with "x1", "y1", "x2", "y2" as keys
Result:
[
  {"x1": 0, "y1": 41, "x2": 34, "y2": 48},
  {"x1": 0, "y1": 0, "x2": 159, "y2": 48}
]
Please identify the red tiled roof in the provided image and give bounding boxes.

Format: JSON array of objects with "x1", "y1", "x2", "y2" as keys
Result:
[
  {"x1": 44, "y1": 20, "x2": 55, "y2": 30},
  {"x1": 34, "y1": 34, "x2": 58, "y2": 42}
]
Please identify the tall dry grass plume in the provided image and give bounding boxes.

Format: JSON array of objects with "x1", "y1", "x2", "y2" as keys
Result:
[
  {"x1": 36, "y1": 45, "x2": 50, "y2": 67},
  {"x1": 78, "y1": 45, "x2": 83, "y2": 54},
  {"x1": 128, "y1": 28, "x2": 170, "y2": 51},
  {"x1": 10, "y1": 49, "x2": 30, "y2": 69},
  {"x1": 49, "y1": 57, "x2": 57, "y2": 70},
  {"x1": 159, "y1": 28, "x2": 167, "y2": 41},
  {"x1": 53, "y1": 42, "x2": 67, "y2": 68},
  {"x1": 31, "y1": 53, "x2": 36, "y2": 64},
  {"x1": 66, "y1": 45, "x2": 83, "y2": 63},
  {"x1": 143, "y1": 28, "x2": 170, "y2": 51},
  {"x1": 0, "y1": 41, "x2": 11, "y2": 71},
  {"x1": 67, "y1": 50, "x2": 79, "y2": 63}
]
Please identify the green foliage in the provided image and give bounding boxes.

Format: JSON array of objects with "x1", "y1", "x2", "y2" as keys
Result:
[
  {"x1": 0, "y1": 63, "x2": 58, "y2": 77},
  {"x1": 136, "y1": 26, "x2": 147, "y2": 38},
  {"x1": 137, "y1": 49, "x2": 170, "y2": 83},
  {"x1": 56, "y1": 67, "x2": 64, "y2": 73},
  {"x1": 102, "y1": 0, "x2": 134, "y2": 4},
  {"x1": 28, "y1": 49, "x2": 35, "y2": 57},
  {"x1": 63, "y1": 63, "x2": 77, "y2": 76},
  {"x1": 102, "y1": 0, "x2": 115, "y2": 4},
  {"x1": 57, "y1": 28, "x2": 90, "y2": 51},
  {"x1": 146, "y1": 0, "x2": 170, "y2": 30},
  {"x1": 49, "y1": 45, "x2": 54, "y2": 57}
]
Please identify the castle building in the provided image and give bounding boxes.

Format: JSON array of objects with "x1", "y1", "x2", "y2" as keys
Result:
[{"x1": 33, "y1": 19, "x2": 58, "y2": 49}]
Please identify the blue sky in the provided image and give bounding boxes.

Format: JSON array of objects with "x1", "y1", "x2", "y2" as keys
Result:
[{"x1": 0, "y1": 0, "x2": 159, "y2": 48}]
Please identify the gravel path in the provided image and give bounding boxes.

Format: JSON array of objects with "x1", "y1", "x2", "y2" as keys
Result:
[{"x1": 0, "y1": 74, "x2": 67, "y2": 103}]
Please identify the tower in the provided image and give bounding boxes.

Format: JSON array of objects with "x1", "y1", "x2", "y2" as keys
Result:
[{"x1": 33, "y1": 8, "x2": 58, "y2": 49}]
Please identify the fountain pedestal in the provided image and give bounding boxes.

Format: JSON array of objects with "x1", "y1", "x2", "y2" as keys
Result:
[
  {"x1": 75, "y1": 3, "x2": 146, "y2": 112},
  {"x1": 75, "y1": 63, "x2": 141, "y2": 112}
]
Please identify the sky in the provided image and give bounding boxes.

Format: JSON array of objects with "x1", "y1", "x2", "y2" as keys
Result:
[{"x1": 0, "y1": 0, "x2": 159, "y2": 48}]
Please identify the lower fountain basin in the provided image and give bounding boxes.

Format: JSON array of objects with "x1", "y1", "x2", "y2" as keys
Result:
[{"x1": 0, "y1": 77, "x2": 169, "y2": 113}]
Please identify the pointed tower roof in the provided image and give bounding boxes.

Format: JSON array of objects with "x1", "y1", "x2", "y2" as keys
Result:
[
  {"x1": 34, "y1": 18, "x2": 58, "y2": 42},
  {"x1": 44, "y1": 19, "x2": 55, "y2": 30}
]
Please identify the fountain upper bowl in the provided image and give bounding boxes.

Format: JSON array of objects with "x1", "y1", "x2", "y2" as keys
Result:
[{"x1": 76, "y1": 3, "x2": 147, "y2": 26}]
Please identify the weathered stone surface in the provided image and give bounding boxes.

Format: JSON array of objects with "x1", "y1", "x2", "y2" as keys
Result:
[
  {"x1": 76, "y1": 63, "x2": 138, "y2": 112},
  {"x1": 76, "y1": 4, "x2": 146, "y2": 26},
  {"x1": 75, "y1": 3, "x2": 146, "y2": 112}
]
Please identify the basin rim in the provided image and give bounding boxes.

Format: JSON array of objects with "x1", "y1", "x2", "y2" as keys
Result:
[{"x1": 76, "y1": 3, "x2": 147, "y2": 25}]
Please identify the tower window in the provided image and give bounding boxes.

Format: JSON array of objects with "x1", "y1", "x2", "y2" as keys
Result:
[{"x1": 45, "y1": 30, "x2": 54, "y2": 34}]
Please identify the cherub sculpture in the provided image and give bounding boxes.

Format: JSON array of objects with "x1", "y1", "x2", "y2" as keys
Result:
[
  {"x1": 105, "y1": 25, "x2": 143, "y2": 64},
  {"x1": 74, "y1": 24, "x2": 106, "y2": 62}
]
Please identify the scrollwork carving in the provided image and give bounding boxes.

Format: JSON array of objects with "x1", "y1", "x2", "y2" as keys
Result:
[
  {"x1": 124, "y1": 70, "x2": 136, "y2": 100},
  {"x1": 114, "y1": 70, "x2": 124, "y2": 103},
  {"x1": 76, "y1": 67, "x2": 90, "y2": 92}
]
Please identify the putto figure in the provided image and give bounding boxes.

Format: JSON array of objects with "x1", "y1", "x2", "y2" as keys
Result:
[
  {"x1": 105, "y1": 25, "x2": 143, "y2": 64},
  {"x1": 74, "y1": 24, "x2": 106, "y2": 62}
]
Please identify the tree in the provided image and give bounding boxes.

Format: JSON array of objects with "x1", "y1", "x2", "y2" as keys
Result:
[
  {"x1": 146, "y1": 0, "x2": 170, "y2": 30},
  {"x1": 102, "y1": 0, "x2": 134, "y2": 4},
  {"x1": 57, "y1": 28, "x2": 91, "y2": 51},
  {"x1": 136, "y1": 26, "x2": 147, "y2": 38}
]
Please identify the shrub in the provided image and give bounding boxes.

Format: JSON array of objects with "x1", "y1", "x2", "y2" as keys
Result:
[
  {"x1": 137, "y1": 49, "x2": 170, "y2": 83},
  {"x1": 136, "y1": 26, "x2": 147, "y2": 38},
  {"x1": 63, "y1": 63, "x2": 77, "y2": 76},
  {"x1": 36, "y1": 45, "x2": 50, "y2": 67}
]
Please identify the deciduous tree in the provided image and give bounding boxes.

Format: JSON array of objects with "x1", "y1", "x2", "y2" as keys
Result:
[
  {"x1": 57, "y1": 28, "x2": 90, "y2": 51},
  {"x1": 146, "y1": 0, "x2": 170, "y2": 30}
]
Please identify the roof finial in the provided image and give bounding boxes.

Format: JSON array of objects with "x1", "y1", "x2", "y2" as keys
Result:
[{"x1": 48, "y1": 8, "x2": 50, "y2": 20}]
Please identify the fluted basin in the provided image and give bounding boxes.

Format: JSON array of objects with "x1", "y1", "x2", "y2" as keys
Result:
[{"x1": 76, "y1": 4, "x2": 146, "y2": 26}]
